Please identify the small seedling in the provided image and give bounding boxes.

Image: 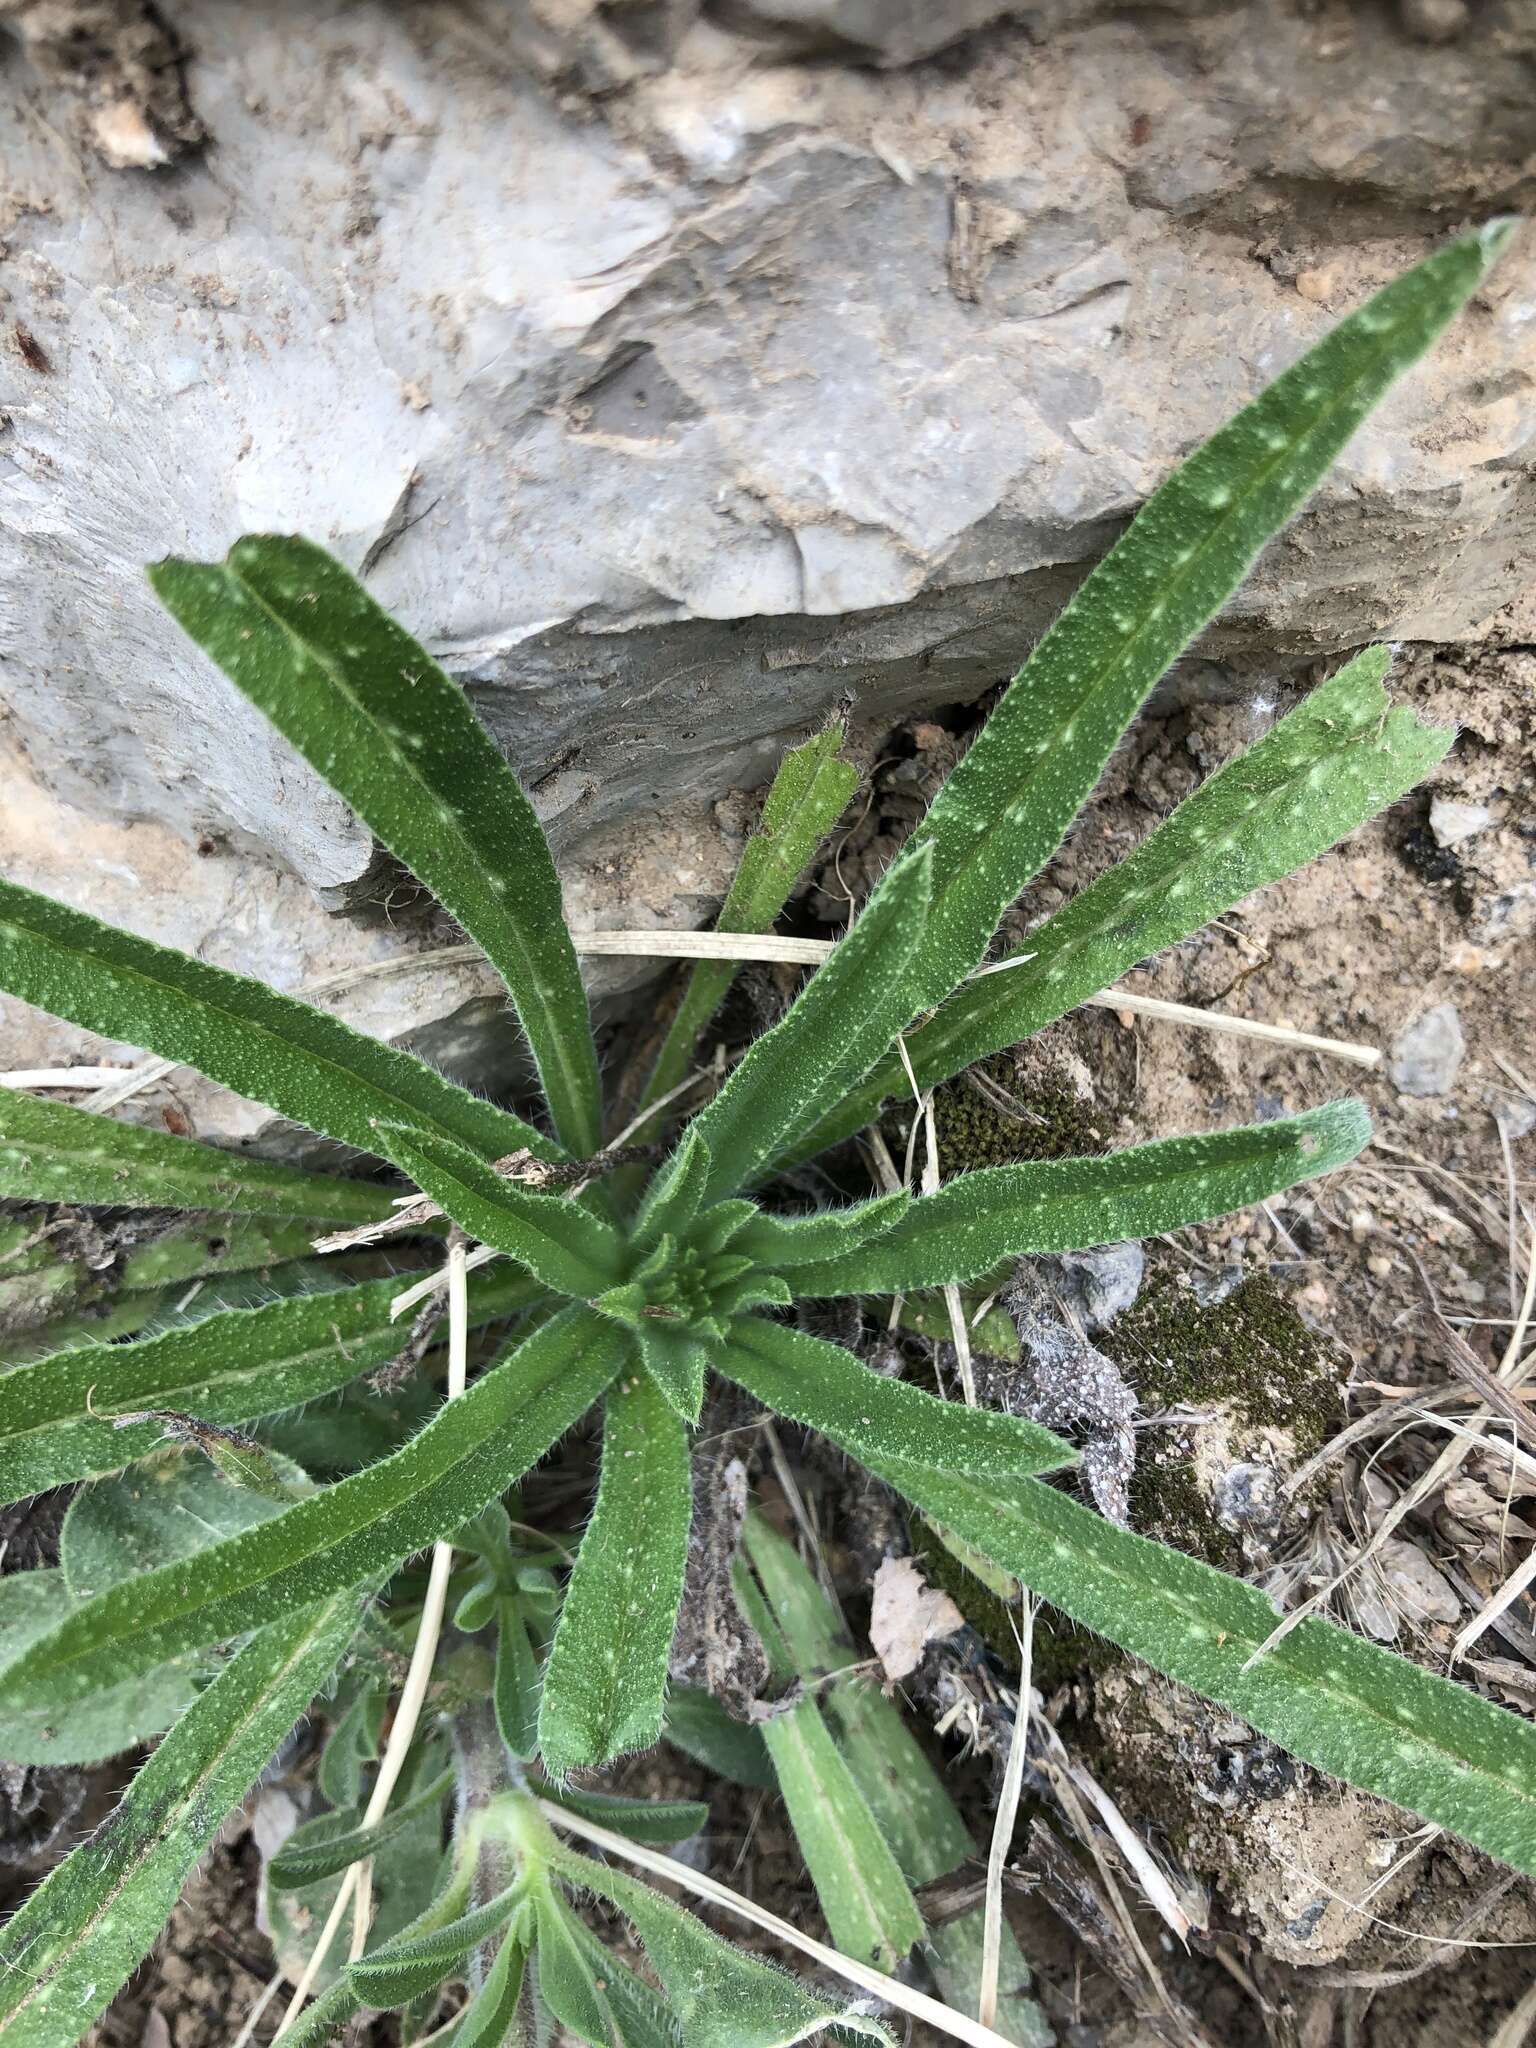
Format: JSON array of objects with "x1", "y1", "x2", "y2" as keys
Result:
[{"x1": 0, "y1": 223, "x2": 1529, "y2": 2048}]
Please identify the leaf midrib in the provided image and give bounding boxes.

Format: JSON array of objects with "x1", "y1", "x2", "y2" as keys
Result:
[
  {"x1": 0, "y1": 1593, "x2": 355, "y2": 2031},
  {"x1": 1047, "y1": 1486, "x2": 1536, "y2": 1813},
  {"x1": 921, "y1": 318, "x2": 1414, "y2": 922},
  {"x1": 7, "y1": 908, "x2": 544, "y2": 1167},
  {"x1": 1, "y1": 1136, "x2": 388, "y2": 1219},
  {"x1": 887, "y1": 1458, "x2": 1536, "y2": 1840},
  {"x1": 812, "y1": 1118, "x2": 1335, "y2": 1273},
  {"x1": 227, "y1": 560, "x2": 591, "y2": 1156}
]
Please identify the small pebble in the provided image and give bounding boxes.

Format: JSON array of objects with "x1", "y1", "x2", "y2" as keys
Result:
[
  {"x1": 1389, "y1": 1002, "x2": 1464, "y2": 1097},
  {"x1": 1429, "y1": 796, "x2": 1492, "y2": 848}
]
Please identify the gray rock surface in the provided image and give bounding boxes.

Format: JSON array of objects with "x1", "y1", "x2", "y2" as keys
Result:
[
  {"x1": 0, "y1": 736, "x2": 740, "y2": 1143},
  {"x1": 1389, "y1": 1001, "x2": 1466, "y2": 1097},
  {"x1": 2, "y1": 0, "x2": 1533, "y2": 899}
]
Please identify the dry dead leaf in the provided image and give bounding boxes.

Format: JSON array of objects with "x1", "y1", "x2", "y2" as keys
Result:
[{"x1": 869, "y1": 1555, "x2": 964, "y2": 1682}]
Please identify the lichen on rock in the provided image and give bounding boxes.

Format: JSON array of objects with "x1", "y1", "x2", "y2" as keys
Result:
[{"x1": 1102, "y1": 1267, "x2": 1348, "y2": 1572}]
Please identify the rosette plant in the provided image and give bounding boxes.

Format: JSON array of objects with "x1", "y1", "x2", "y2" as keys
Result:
[{"x1": 2, "y1": 221, "x2": 1533, "y2": 2048}]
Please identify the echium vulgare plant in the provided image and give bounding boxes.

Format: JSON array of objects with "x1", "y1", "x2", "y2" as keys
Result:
[{"x1": 0, "y1": 220, "x2": 1531, "y2": 2048}]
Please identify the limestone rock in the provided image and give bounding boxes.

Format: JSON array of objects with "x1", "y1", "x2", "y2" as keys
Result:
[
  {"x1": 1429, "y1": 795, "x2": 1494, "y2": 847},
  {"x1": 0, "y1": 739, "x2": 737, "y2": 1144},
  {"x1": 1389, "y1": 1001, "x2": 1466, "y2": 1097},
  {"x1": 0, "y1": 0, "x2": 1531, "y2": 896}
]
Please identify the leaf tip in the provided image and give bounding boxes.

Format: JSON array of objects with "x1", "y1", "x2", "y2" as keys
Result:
[{"x1": 1476, "y1": 214, "x2": 1522, "y2": 270}]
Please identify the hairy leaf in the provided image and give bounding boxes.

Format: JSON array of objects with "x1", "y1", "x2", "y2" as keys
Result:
[
  {"x1": 0, "y1": 1265, "x2": 535, "y2": 1503},
  {"x1": 785, "y1": 1101, "x2": 1370, "y2": 1298},
  {"x1": 318, "y1": 1680, "x2": 386, "y2": 1809},
  {"x1": 640, "y1": 723, "x2": 858, "y2": 1116},
  {"x1": 0, "y1": 1216, "x2": 333, "y2": 1345},
  {"x1": 540, "y1": 1781, "x2": 709, "y2": 1848},
  {"x1": 633, "y1": 1127, "x2": 713, "y2": 1244},
  {"x1": 0, "y1": 1306, "x2": 627, "y2": 1715},
  {"x1": 347, "y1": 1887, "x2": 523, "y2": 2008},
  {"x1": 376, "y1": 1124, "x2": 627, "y2": 1296},
  {"x1": 269, "y1": 1760, "x2": 451, "y2": 1997},
  {"x1": 871, "y1": 1455, "x2": 1536, "y2": 1879},
  {"x1": 0, "y1": 1589, "x2": 363, "y2": 2048},
  {"x1": 718, "y1": 1317, "x2": 1071, "y2": 1479},
  {"x1": 896, "y1": 222, "x2": 1515, "y2": 1008},
  {"x1": 631, "y1": 1322, "x2": 709, "y2": 1424},
  {"x1": 151, "y1": 537, "x2": 602, "y2": 1155},
  {"x1": 796, "y1": 645, "x2": 1455, "y2": 1158},
  {"x1": 733, "y1": 1191, "x2": 910, "y2": 1272},
  {"x1": 538, "y1": 1894, "x2": 675, "y2": 2048},
  {"x1": 0, "y1": 878, "x2": 549, "y2": 1165},
  {"x1": 61, "y1": 1452, "x2": 298, "y2": 1597},
  {"x1": 735, "y1": 1554, "x2": 923, "y2": 1975},
  {"x1": 539, "y1": 1372, "x2": 692, "y2": 1776},
  {"x1": 0, "y1": 1569, "x2": 204, "y2": 1767},
  {"x1": 495, "y1": 1596, "x2": 544, "y2": 1761},
  {"x1": 267, "y1": 1768, "x2": 454, "y2": 1890},
  {"x1": 0, "y1": 1088, "x2": 399, "y2": 1222},
  {"x1": 662, "y1": 1686, "x2": 775, "y2": 1790},
  {"x1": 452, "y1": 1916, "x2": 529, "y2": 2048},
  {"x1": 686, "y1": 844, "x2": 932, "y2": 1203},
  {"x1": 535, "y1": 1886, "x2": 632, "y2": 2044},
  {"x1": 554, "y1": 1850, "x2": 890, "y2": 2046}
]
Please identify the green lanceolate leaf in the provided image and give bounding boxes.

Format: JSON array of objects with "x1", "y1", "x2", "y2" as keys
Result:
[
  {"x1": 61, "y1": 1452, "x2": 299, "y2": 1597},
  {"x1": 0, "y1": 1588, "x2": 364, "y2": 2048},
  {"x1": 741, "y1": 1516, "x2": 974, "y2": 1885},
  {"x1": 686, "y1": 844, "x2": 932, "y2": 1204},
  {"x1": 631, "y1": 1321, "x2": 709, "y2": 1423},
  {"x1": 756, "y1": 1702, "x2": 924, "y2": 1973},
  {"x1": 540, "y1": 1781, "x2": 709, "y2": 1848},
  {"x1": 870, "y1": 1454, "x2": 1536, "y2": 1879},
  {"x1": 718, "y1": 1317, "x2": 1071, "y2": 1479},
  {"x1": 662, "y1": 1685, "x2": 775, "y2": 1789},
  {"x1": 376, "y1": 1124, "x2": 626, "y2": 1296},
  {"x1": 0, "y1": 1568, "x2": 202, "y2": 1767},
  {"x1": 318, "y1": 1681, "x2": 386, "y2": 1807},
  {"x1": 633, "y1": 1127, "x2": 713, "y2": 1244},
  {"x1": 796, "y1": 645, "x2": 1455, "y2": 1160},
  {"x1": 732, "y1": 1190, "x2": 910, "y2": 1271},
  {"x1": 0, "y1": 1087, "x2": 400, "y2": 1222},
  {"x1": 0, "y1": 1215, "x2": 328, "y2": 1343},
  {"x1": 539, "y1": 1371, "x2": 692, "y2": 1776},
  {"x1": 896, "y1": 221, "x2": 1516, "y2": 1008},
  {"x1": 452, "y1": 1916, "x2": 529, "y2": 2048},
  {"x1": 552, "y1": 1850, "x2": 890, "y2": 2047},
  {"x1": 737, "y1": 1547, "x2": 923, "y2": 1976},
  {"x1": 0, "y1": 878, "x2": 550, "y2": 1166},
  {"x1": 150, "y1": 536, "x2": 602, "y2": 1157},
  {"x1": 348, "y1": 1886, "x2": 523, "y2": 2008},
  {"x1": 0, "y1": 1306, "x2": 627, "y2": 1716},
  {"x1": 740, "y1": 1515, "x2": 1051, "y2": 2041},
  {"x1": 496, "y1": 1597, "x2": 544, "y2": 1760},
  {"x1": 122, "y1": 1216, "x2": 326, "y2": 1288},
  {"x1": 267, "y1": 1767, "x2": 454, "y2": 1890},
  {"x1": 0, "y1": 1265, "x2": 536, "y2": 1503},
  {"x1": 640, "y1": 723, "x2": 859, "y2": 1115},
  {"x1": 536, "y1": 1891, "x2": 674, "y2": 2048},
  {"x1": 785, "y1": 1100, "x2": 1370, "y2": 1298}
]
